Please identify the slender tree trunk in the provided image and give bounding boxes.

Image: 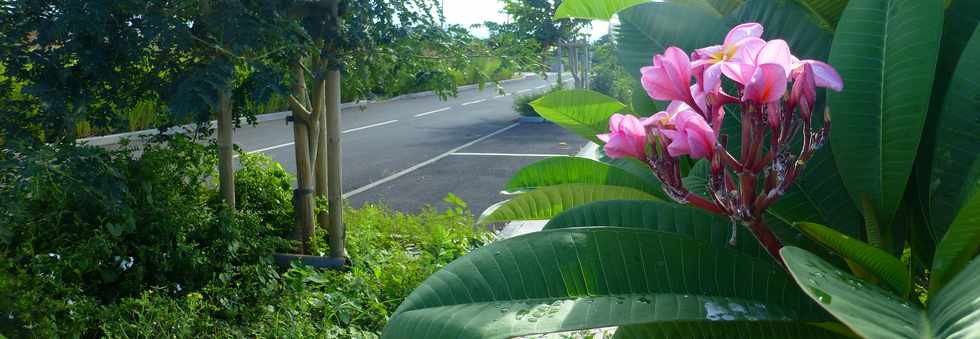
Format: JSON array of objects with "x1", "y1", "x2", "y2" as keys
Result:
[
  {"x1": 217, "y1": 89, "x2": 236, "y2": 211},
  {"x1": 556, "y1": 46, "x2": 563, "y2": 86},
  {"x1": 325, "y1": 69, "x2": 346, "y2": 259},
  {"x1": 314, "y1": 71, "x2": 329, "y2": 242},
  {"x1": 288, "y1": 60, "x2": 316, "y2": 254},
  {"x1": 569, "y1": 46, "x2": 580, "y2": 89},
  {"x1": 584, "y1": 43, "x2": 591, "y2": 90}
]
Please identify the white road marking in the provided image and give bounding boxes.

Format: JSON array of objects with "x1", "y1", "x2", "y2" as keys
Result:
[
  {"x1": 414, "y1": 107, "x2": 450, "y2": 118},
  {"x1": 462, "y1": 99, "x2": 488, "y2": 106},
  {"x1": 494, "y1": 95, "x2": 506, "y2": 99},
  {"x1": 239, "y1": 119, "x2": 398, "y2": 156},
  {"x1": 343, "y1": 123, "x2": 521, "y2": 199},
  {"x1": 450, "y1": 152, "x2": 567, "y2": 158},
  {"x1": 516, "y1": 89, "x2": 532, "y2": 94},
  {"x1": 241, "y1": 142, "x2": 294, "y2": 156},
  {"x1": 535, "y1": 85, "x2": 546, "y2": 89},
  {"x1": 342, "y1": 119, "x2": 398, "y2": 133}
]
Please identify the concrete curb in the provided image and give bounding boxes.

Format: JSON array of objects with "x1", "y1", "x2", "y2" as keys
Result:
[
  {"x1": 494, "y1": 141, "x2": 599, "y2": 240},
  {"x1": 77, "y1": 73, "x2": 545, "y2": 147}
]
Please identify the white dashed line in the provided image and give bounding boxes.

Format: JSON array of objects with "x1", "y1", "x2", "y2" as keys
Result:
[
  {"x1": 414, "y1": 107, "x2": 450, "y2": 118},
  {"x1": 450, "y1": 152, "x2": 567, "y2": 157},
  {"x1": 517, "y1": 89, "x2": 532, "y2": 94},
  {"x1": 462, "y1": 99, "x2": 488, "y2": 106},
  {"x1": 342, "y1": 119, "x2": 398, "y2": 133},
  {"x1": 240, "y1": 119, "x2": 398, "y2": 155},
  {"x1": 343, "y1": 123, "x2": 521, "y2": 199},
  {"x1": 535, "y1": 85, "x2": 546, "y2": 89}
]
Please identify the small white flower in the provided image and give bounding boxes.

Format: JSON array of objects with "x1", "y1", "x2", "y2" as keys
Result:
[
  {"x1": 66, "y1": 299, "x2": 75, "y2": 306},
  {"x1": 175, "y1": 283, "x2": 183, "y2": 292},
  {"x1": 47, "y1": 253, "x2": 61, "y2": 260}
]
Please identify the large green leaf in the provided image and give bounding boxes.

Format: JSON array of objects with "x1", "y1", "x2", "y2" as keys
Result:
[
  {"x1": 479, "y1": 184, "x2": 662, "y2": 224},
  {"x1": 794, "y1": 222, "x2": 910, "y2": 295},
  {"x1": 554, "y1": 0, "x2": 652, "y2": 20},
  {"x1": 828, "y1": 0, "x2": 944, "y2": 228},
  {"x1": 383, "y1": 228, "x2": 829, "y2": 339},
  {"x1": 667, "y1": 0, "x2": 744, "y2": 17},
  {"x1": 930, "y1": 184, "x2": 980, "y2": 292},
  {"x1": 926, "y1": 25, "x2": 980, "y2": 238},
  {"x1": 504, "y1": 157, "x2": 664, "y2": 199},
  {"x1": 782, "y1": 246, "x2": 980, "y2": 339},
  {"x1": 545, "y1": 200, "x2": 768, "y2": 258},
  {"x1": 913, "y1": 0, "x2": 980, "y2": 243},
  {"x1": 793, "y1": 0, "x2": 848, "y2": 30},
  {"x1": 614, "y1": 321, "x2": 850, "y2": 338},
  {"x1": 529, "y1": 90, "x2": 627, "y2": 144}
]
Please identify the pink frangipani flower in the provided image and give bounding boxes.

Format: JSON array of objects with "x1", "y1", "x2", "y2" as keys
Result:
[
  {"x1": 641, "y1": 47, "x2": 693, "y2": 102},
  {"x1": 660, "y1": 109, "x2": 716, "y2": 159},
  {"x1": 598, "y1": 113, "x2": 651, "y2": 160},
  {"x1": 742, "y1": 63, "x2": 788, "y2": 103},
  {"x1": 692, "y1": 23, "x2": 766, "y2": 93}
]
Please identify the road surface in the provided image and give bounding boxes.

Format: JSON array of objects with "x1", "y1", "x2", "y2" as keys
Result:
[{"x1": 232, "y1": 74, "x2": 588, "y2": 214}]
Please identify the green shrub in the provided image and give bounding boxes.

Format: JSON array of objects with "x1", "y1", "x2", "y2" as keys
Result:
[{"x1": 0, "y1": 140, "x2": 487, "y2": 337}]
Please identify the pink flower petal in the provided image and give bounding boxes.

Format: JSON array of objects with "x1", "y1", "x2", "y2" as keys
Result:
[
  {"x1": 721, "y1": 61, "x2": 754, "y2": 85},
  {"x1": 702, "y1": 62, "x2": 725, "y2": 93},
  {"x1": 743, "y1": 63, "x2": 788, "y2": 103},
  {"x1": 802, "y1": 60, "x2": 843, "y2": 91},
  {"x1": 755, "y1": 39, "x2": 794, "y2": 75},
  {"x1": 724, "y1": 23, "x2": 764, "y2": 46},
  {"x1": 732, "y1": 37, "x2": 766, "y2": 64}
]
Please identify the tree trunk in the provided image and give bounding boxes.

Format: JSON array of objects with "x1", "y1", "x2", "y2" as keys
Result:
[
  {"x1": 584, "y1": 43, "x2": 591, "y2": 90},
  {"x1": 217, "y1": 89, "x2": 236, "y2": 211},
  {"x1": 314, "y1": 71, "x2": 329, "y2": 245},
  {"x1": 569, "y1": 46, "x2": 580, "y2": 89},
  {"x1": 325, "y1": 69, "x2": 346, "y2": 259},
  {"x1": 288, "y1": 60, "x2": 316, "y2": 254},
  {"x1": 556, "y1": 46, "x2": 564, "y2": 86}
]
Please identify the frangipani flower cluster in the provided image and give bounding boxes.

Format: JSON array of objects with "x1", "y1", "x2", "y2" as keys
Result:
[{"x1": 598, "y1": 23, "x2": 842, "y2": 263}]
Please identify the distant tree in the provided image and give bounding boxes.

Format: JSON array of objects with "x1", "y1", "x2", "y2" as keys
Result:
[{"x1": 499, "y1": 0, "x2": 589, "y2": 71}]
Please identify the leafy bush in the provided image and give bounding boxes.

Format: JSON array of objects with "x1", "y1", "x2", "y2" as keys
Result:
[{"x1": 0, "y1": 138, "x2": 487, "y2": 337}]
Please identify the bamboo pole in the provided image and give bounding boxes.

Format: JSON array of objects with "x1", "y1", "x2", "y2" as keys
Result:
[
  {"x1": 556, "y1": 46, "x2": 563, "y2": 85},
  {"x1": 217, "y1": 89, "x2": 236, "y2": 210},
  {"x1": 325, "y1": 68, "x2": 346, "y2": 259}
]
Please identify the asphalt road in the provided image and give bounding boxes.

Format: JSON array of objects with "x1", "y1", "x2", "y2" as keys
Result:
[{"x1": 232, "y1": 74, "x2": 587, "y2": 214}]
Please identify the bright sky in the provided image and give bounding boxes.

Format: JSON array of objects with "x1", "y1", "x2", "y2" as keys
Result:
[{"x1": 442, "y1": 0, "x2": 610, "y2": 41}]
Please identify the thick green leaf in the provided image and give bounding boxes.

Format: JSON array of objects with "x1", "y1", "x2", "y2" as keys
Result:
[
  {"x1": 926, "y1": 25, "x2": 980, "y2": 238},
  {"x1": 383, "y1": 228, "x2": 828, "y2": 339},
  {"x1": 681, "y1": 159, "x2": 711, "y2": 198},
  {"x1": 504, "y1": 157, "x2": 664, "y2": 199},
  {"x1": 793, "y1": 0, "x2": 848, "y2": 30},
  {"x1": 914, "y1": 0, "x2": 980, "y2": 243},
  {"x1": 930, "y1": 184, "x2": 980, "y2": 292},
  {"x1": 479, "y1": 184, "x2": 662, "y2": 224},
  {"x1": 667, "y1": 0, "x2": 744, "y2": 17},
  {"x1": 828, "y1": 0, "x2": 944, "y2": 228},
  {"x1": 554, "y1": 0, "x2": 652, "y2": 20},
  {"x1": 614, "y1": 321, "x2": 849, "y2": 338},
  {"x1": 529, "y1": 90, "x2": 627, "y2": 144},
  {"x1": 545, "y1": 200, "x2": 768, "y2": 258},
  {"x1": 794, "y1": 222, "x2": 910, "y2": 295},
  {"x1": 783, "y1": 246, "x2": 980, "y2": 339}
]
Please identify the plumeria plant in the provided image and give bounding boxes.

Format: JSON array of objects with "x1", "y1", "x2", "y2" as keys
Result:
[
  {"x1": 385, "y1": 0, "x2": 980, "y2": 337},
  {"x1": 598, "y1": 23, "x2": 842, "y2": 264}
]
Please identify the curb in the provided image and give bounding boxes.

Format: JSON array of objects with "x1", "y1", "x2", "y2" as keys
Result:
[
  {"x1": 494, "y1": 141, "x2": 599, "y2": 240},
  {"x1": 77, "y1": 73, "x2": 546, "y2": 147}
]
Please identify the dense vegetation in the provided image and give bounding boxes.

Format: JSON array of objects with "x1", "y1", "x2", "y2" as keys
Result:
[{"x1": 0, "y1": 138, "x2": 489, "y2": 337}]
